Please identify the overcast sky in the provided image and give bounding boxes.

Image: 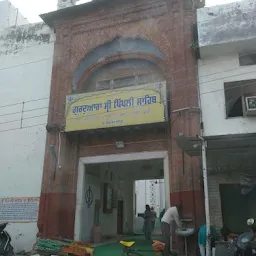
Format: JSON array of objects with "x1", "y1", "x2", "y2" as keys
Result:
[{"x1": 7, "y1": 0, "x2": 242, "y2": 23}]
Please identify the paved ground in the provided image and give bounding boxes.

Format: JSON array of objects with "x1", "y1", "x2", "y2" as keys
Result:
[
  {"x1": 94, "y1": 235, "x2": 234, "y2": 256},
  {"x1": 94, "y1": 235, "x2": 162, "y2": 256},
  {"x1": 215, "y1": 244, "x2": 234, "y2": 256},
  {"x1": 134, "y1": 219, "x2": 162, "y2": 235}
]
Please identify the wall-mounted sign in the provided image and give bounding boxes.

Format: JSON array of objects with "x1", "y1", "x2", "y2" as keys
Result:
[
  {"x1": 65, "y1": 82, "x2": 167, "y2": 132},
  {"x1": 0, "y1": 197, "x2": 39, "y2": 222},
  {"x1": 85, "y1": 186, "x2": 93, "y2": 208}
]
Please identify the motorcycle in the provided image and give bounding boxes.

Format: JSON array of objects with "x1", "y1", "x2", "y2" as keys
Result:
[
  {"x1": 0, "y1": 223, "x2": 14, "y2": 256},
  {"x1": 231, "y1": 218, "x2": 256, "y2": 256}
]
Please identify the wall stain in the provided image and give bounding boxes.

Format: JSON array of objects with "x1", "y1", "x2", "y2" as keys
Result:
[{"x1": 0, "y1": 22, "x2": 54, "y2": 55}]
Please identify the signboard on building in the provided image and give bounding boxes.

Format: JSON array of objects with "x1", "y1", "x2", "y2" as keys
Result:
[
  {"x1": 0, "y1": 197, "x2": 39, "y2": 222},
  {"x1": 65, "y1": 82, "x2": 167, "y2": 132}
]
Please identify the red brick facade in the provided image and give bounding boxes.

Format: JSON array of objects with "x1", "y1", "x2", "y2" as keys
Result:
[{"x1": 39, "y1": 0, "x2": 205, "y2": 253}]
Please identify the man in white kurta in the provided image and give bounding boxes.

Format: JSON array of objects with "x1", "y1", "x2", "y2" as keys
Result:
[{"x1": 161, "y1": 206, "x2": 182, "y2": 256}]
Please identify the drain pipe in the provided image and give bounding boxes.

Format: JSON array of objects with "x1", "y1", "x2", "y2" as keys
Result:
[
  {"x1": 197, "y1": 134, "x2": 211, "y2": 256},
  {"x1": 196, "y1": 52, "x2": 211, "y2": 256}
]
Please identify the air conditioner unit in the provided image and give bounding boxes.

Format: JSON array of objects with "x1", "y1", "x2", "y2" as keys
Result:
[{"x1": 244, "y1": 96, "x2": 256, "y2": 116}]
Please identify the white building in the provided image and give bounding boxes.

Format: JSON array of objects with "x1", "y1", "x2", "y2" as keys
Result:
[
  {"x1": 186, "y1": 0, "x2": 256, "y2": 234},
  {"x1": 197, "y1": 0, "x2": 256, "y2": 137},
  {"x1": 57, "y1": 0, "x2": 78, "y2": 9},
  {"x1": 0, "y1": 22, "x2": 54, "y2": 252},
  {"x1": 0, "y1": 0, "x2": 28, "y2": 28},
  {"x1": 135, "y1": 180, "x2": 165, "y2": 216},
  {"x1": 134, "y1": 179, "x2": 165, "y2": 232}
]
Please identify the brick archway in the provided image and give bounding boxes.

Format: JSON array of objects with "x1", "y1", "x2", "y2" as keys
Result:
[
  {"x1": 75, "y1": 52, "x2": 166, "y2": 93},
  {"x1": 38, "y1": 1, "x2": 205, "y2": 253},
  {"x1": 71, "y1": 36, "x2": 166, "y2": 92}
]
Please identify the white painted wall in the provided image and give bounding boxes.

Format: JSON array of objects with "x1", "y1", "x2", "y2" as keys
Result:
[
  {"x1": 57, "y1": 0, "x2": 77, "y2": 9},
  {"x1": 135, "y1": 179, "x2": 164, "y2": 216},
  {"x1": 75, "y1": 164, "x2": 127, "y2": 241},
  {"x1": 0, "y1": 23, "x2": 54, "y2": 252},
  {"x1": 198, "y1": 53, "x2": 256, "y2": 136},
  {"x1": 0, "y1": 0, "x2": 28, "y2": 28},
  {"x1": 75, "y1": 152, "x2": 169, "y2": 241},
  {"x1": 197, "y1": 0, "x2": 256, "y2": 58},
  {"x1": 134, "y1": 179, "x2": 165, "y2": 232},
  {"x1": 81, "y1": 174, "x2": 100, "y2": 242}
]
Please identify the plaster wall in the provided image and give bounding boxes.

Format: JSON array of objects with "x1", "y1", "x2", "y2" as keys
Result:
[
  {"x1": 198, "y1": 54, "x2": 256, "y2": 136},
  {"x1": 0, "y1": 22, "x2": 54, "y2": 252},
  {"x1": 197, "y1": 0, "x2": 256, "y2": 47},
  {"x1": 0, "y1": 0, "x2": 28, "y2": 28}
]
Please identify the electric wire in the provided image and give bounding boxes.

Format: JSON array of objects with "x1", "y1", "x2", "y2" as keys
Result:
[
  {"x1": 1, "y1": 11, "x2": 256, "y2": 130},
  {"x1": 0, "y1": 77, "x2": 255, "y2": 129},
  {"x1": 0, "y1": 8, "x2": 255, "y2": 74},
  {"x1": 1, "y1": 62, "x2": 256, "y2": 116}
]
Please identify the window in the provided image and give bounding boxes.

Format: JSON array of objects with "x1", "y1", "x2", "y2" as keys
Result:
[
  {"x1": 239, "y1": 53, "x2": 256, "y2": 66},
  {"x1": 138, "y1": 73, "x2": 162, "y2": 84},
  {"x1": 96, "y1": 80, "x2": 112, "y2": 91},
  {"x1": 95, "y1": 72, "x2": 163, "y2": 91},
  {"x1": 224, "y1": 79, "x2": 256, "y2": 118},
  {"x1": 114, "y1": 76, "x2": 136, "y2": 88}
]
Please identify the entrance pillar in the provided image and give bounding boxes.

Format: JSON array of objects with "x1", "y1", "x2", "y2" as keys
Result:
[
  {"x1": 168, "y1": 112, "x2": 205, "y2": 254},
  {"x1": 38, "y1": 133, "x2": 79, "y2": 239}
]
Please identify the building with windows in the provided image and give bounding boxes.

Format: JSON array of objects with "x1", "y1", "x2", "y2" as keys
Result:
[
  {"x1": 0, "y1": 0, "x2": 28, "y2": 28},
  {"x1": 4, "y1": 0, "x2": 256, "y2": 252},
  {"x1": 0, "y1": 21, "x2": 54, "y2": 252},
  {"x1": 37, "y1": 0, "x2": 205, "y2": 253},
  {"x1": 177, "y1": 0, "x2": 256, "y2": 235}
]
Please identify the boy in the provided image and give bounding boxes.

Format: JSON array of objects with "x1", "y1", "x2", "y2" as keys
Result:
[{"x1": 198, "y1": 224, "x2": 217, "y2": 256}]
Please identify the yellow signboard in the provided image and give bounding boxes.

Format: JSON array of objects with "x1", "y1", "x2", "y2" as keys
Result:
[{"x1": 65, "y1": 83, "x2": 166, "y2": 132}]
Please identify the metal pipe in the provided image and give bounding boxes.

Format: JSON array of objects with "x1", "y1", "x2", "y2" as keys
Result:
[
  {"x1": 57, "y1": 132, "x2": 62, "y2": 168},
  {"x1": 171, "y1": 106, "x2": 200, "y2": 113},
  {"x1": 196, "y1": 57, "x2": 211, "y2": 256},
  {"x1": 198, "y1": 135, "x2": 211, "y2": 256},
  {"x1": 15, "y1": 8, "x2": 18, "y2": 27}
]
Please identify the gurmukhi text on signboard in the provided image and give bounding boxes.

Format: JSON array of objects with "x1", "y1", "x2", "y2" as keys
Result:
[
  {"x1": 0, "y1": 197, "x2": 39, "y2": 222},
  {"x1": 65, "y1": 83, "x2": 166, "y2": 132}
]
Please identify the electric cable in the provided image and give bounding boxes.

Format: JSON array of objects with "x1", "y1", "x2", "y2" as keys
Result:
[{"x1": 0, "y1": 77, "x2": 255, "y2": 127}]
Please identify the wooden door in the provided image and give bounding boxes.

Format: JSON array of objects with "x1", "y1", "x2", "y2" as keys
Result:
[{"x1": 117, "y1": 200, "x2": 124, "y2": 234}]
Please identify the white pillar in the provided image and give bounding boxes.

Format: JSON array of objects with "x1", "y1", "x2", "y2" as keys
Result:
[
  {"x1": 164, "y1": 156, "x2": 170, "y2": 208},
  {"x1": 201, "y1": 138, "x2": 211, "y2": 256}
]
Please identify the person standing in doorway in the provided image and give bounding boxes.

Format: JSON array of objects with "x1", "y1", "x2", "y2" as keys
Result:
[
  {"x1": 161, "y1": 206, "x2": 182, "y2": 256},
  {"x1": 151, "y1": 207, "x2": 157, "y2": 231},
  {"x1": 143, "y1": 205, "x2": 153, "y2": 241}
]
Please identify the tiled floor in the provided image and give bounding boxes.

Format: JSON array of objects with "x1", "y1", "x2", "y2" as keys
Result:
[
  {"x1": 94, "y1": 235, "x2": 162, "y2": 256},
  {"x1": 93, "y1": 235, "x2": 233, "y2": 256}
]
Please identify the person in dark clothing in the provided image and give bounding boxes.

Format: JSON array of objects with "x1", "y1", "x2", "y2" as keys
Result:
[
  {"x1": 143, "y1": 205, "x2": 153, "y2": 240},
  {"x1": 151, "y1": 207, "x2": 157, "y2": 231},
  {"x1": 220, "y1": 226, "x2": 231, "y2": 241}
]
